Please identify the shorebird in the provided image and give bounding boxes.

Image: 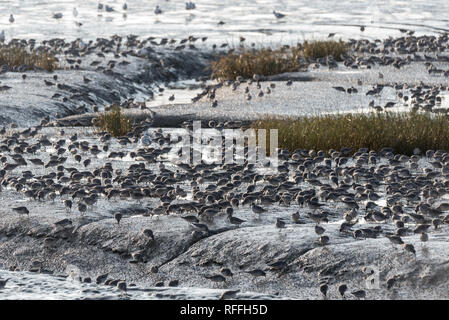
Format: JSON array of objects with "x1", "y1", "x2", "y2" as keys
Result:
[
  {"x1": 186, "y1": 2, "x2": 196, "y2": 10},
  {"x1": 117, "y1": 281, "x2": 127, "y2": 296},
  {"x1": 142, "y1": 229, "x2": 154, "y2": 240},
  {"x1": 78, "y1": 203, "x2": 87, "y2": 215},
  {"x1": 275, "y1": 218, "x2": 286, "y2": 229},
  {"x1": 204, "y1": 274, "x2": 226, "y2": 284},
  {"x1": 9, "y1": 14, "x2": 14, "y2": 23},
  {"x1": 402, "y1": 243, "x2": 416, "y2": 255},
  {"x1": 251, "y1": 203, "x2": 267, "y2": 215},
  {"x1": 12, "y1": 206, "x2": 29, "y2": 216},
  {"x1": 114, "y1": 213, "x2": 123, "y2": 225},
  {"x1": 53, "y1": 12, "x2": 63, "y2": 19},
  {"x1": 0, "y1": 30, "x2": 5, "y2": 43},
  {"x1": 352, "y1": 289, "x2": 366, "y2": 299},
  {"x1": 0, "y1": 278, "x2": 9, "y2": 290},
  {"x1": 338, "y1": 284, "x2": 348, "y2": 298},
  {"x1": 386, "y1": 234, "x2": 403, "y2": 245},
  {"x1": 291, "y1": 212, "x2": 300, "y2": 223},
  {"x1": 314, "y1": 225, "x2": 325, "y2": 235},
  {"x1": 154, "y1": 6, "x2": 162, "y2": 15},
  {"x1": 123, "y1": 3, "x2": 128, "y2": 10},
  {"x1": 318, "y1": 235, "x2": 329, "y2": 246},
  {"x1": 54, "y1": 219, "x2": 72, "y2": 228},
  {"x1": 273, "y1": 10, "x2": 285, "y2": 19},
  {"x1": 420, "y1": 232, "x2": 428, "y2": 242},
  {"x1": 220, "y1": 267, "x2": 233, "y2": 277},
  {"x1": 246, "y1": 269, "x2": 266, "y2": 277},
  {"x1": 228, "y1": 215, "x2": 246, "y2": 226},
  {"x1": 73, "y1": 8, "x2": 78, "y2": 17},
  {"x1": 319, "y1": 284, "x2": 328, "y2": 299}
]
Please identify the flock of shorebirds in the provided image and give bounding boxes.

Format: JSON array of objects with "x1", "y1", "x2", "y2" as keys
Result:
[
  {"x1": 1, "y1": 115, "x2": 449, "y2": 297},
  {"x1": 3, "y1": 3, "x2": 449, "y2": 299}
]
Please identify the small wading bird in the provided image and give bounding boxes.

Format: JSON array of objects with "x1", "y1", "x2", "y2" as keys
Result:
[{"x1": 273, "y1": 10, "x2": 285, "y2": 19}]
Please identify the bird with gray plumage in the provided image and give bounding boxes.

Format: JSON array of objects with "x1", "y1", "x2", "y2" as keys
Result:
[
  {"x1": 114, "y1": 213, "x2": 122, "y2": 225},
  {"x1": 12, "y1": 206, "x2": 29, "y2": 216},
  {"x1": 251, "y1": 203, "x2": 267, "y2": 215},
  {"x1": 117, "y1": 281, "x2": 127, "y2": 296}
]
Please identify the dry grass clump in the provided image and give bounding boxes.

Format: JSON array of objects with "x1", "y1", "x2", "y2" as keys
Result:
[
  {"x1": 211, "y1": 40, "x2": 348, "y2": 80},
  {"x1": 300, "y1": 40, "x2": 348, "y2": 61},
  {"x1": 0, "y1": 44, "x2": 58, "y2": 71},
  {"x1": 211, "y1": 47, "x2": 304, "y2": 80},
  {"x1": 94, "y1": 105, "x2": 133, "y2": 137},
  {"x1": 252, "y1": 112, "x2": 449, "y2": 156}
]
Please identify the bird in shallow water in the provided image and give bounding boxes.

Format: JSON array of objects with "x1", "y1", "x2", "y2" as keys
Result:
[
  {"x1": 154, "y1": 6, "x2": 162, "y2": 15},
  {"x1": 9, "y1": 14, "x2": 14, "y2": 23},
  {"x1": 273, "y1": 10, "x2": 285, "y2": 19}
]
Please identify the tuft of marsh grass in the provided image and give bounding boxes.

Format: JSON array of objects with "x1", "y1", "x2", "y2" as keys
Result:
[
  {"x1": 0, "y1": 44, "x2": 58, "y2": 71},
  {"x1": 211, "y1": 47, "x2": 304, "y2": 80},
  {"x1": 300, "y1": 40, "x2": 348, "y2": 61},
  {"x1": 210, "y1": 40, "x2": 348, "y2": 80},
  {"x1": 252, "y1": 112, "x2": 449, "y2": 156},
  {"x1": 94, "y1": 105, "x2": 133, "y2": 137}
]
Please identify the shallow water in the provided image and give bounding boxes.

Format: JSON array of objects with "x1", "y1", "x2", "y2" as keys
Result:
[
  {"x1": 1, "y1": 0, "x2": 449, "y2": 44},
  {"x1": 0, "y1": 270, "x2": 287, "y2": 299}
]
